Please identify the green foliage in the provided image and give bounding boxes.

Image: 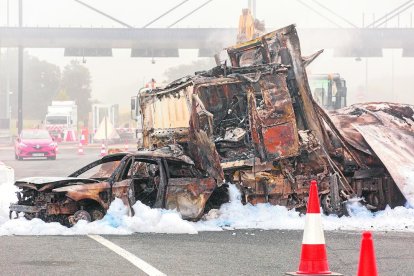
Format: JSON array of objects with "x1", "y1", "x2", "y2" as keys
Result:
[
  {"x1": 0, "y1": 53, "x2": 92, "y2": 125},
  {"x1": 61, "y1": 60, "x2": 92, "y2": 123},
  {"x1": 0, "y1": 51, "x2": 61, "y2": 120},
  {"x1": 54, "y1": 89, "x2": 70, "y2": 101}
]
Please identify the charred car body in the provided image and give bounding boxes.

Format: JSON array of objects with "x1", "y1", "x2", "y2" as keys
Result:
[
  {"x1": 132, "y1": 24, "x2": 414, "y2": 214},
  {"x1": 9, "y1": 146, "x2": 219, "y2": 225}
]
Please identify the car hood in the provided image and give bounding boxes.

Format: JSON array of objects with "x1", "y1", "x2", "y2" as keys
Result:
[
  {"x1": 15, "y1": 177, "x2": 100, "y2": 191},
  {"x1": 20, "y1": 139, "x2": 53, "y2": 145}
]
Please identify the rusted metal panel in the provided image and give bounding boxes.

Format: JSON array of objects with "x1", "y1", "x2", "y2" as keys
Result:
[
  {"x1": 54, "y1": 182, "x2": 110, "y2": 209},
  {"x1": 166, "y1": 177, "x2": 216, "y2": 220},
  {"x1": 46, "y1": 202, "x2": 78, "y2": 215},
  {"x1": 9, "y1": 204, "x2": 41, "y2": 213},
  {"x1": 262, "y1": 123, "x2": 298, "y2": 158},
  {"x1": 247, "y1": 72, "x2": 299, "y2": 161},
  {"x1": 355, "y1": 124, "x2": 414, "y2": 206},
  {"x1": 141, "y1": 86, "x2": 192, "y2": 148},
  {"x1": 188, "y1": 93, "x2": 224, "y2": 183}
]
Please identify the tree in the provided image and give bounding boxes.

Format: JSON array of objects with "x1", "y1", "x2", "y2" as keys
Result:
[
  {"x1": 0, "y1": 50, "x2": 61, "y2": 120},
  {"x1": 54, "y1": 89, "x2": 70, "y2": 101},
  {"x1": 61, "y1": 60, "x2": 92, "y2": 123}
]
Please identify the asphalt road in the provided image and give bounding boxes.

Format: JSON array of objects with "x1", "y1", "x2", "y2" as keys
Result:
[
  {"x1": 1, "y1": 146, "x2": 100, "y2": 179},
  {"x1": 0, "y1": 146, "x2": 414, "y2": 275}
]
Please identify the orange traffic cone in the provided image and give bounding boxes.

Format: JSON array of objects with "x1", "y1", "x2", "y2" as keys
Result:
[
  {"x1": 286, "y1": 180, "x2": 342, "y2": 275},
  {"x1": 357, "y1": 232, "x2": 378, "y2": 276},
  {"x1": 80, "y1": 134, "x2": 86, "y2": 145},
  {"x1": 124, "y1": 142, "x2": 129, "y2": 152},
  {"x1": 100, "y1": 143, "x2": 106, "y2": 156},
  {"x1": 66, "y1": 130, "x2": 76, "y2": 142},
  {"x1": 78, "y1": 142, "x2": 84, "y2": 155}
]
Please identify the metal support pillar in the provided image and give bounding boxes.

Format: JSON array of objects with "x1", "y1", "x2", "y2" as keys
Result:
[
  {"x1": 17, "y1": 0, "x2": 23, "y2": 134},
  {"x1": 248, "y1": 0, "x2": 256, "y2": 18}
]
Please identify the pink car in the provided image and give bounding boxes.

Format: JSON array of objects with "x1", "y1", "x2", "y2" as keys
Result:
[{"x1": 15, "y1": 129, "x2": 57, "y2": 160}]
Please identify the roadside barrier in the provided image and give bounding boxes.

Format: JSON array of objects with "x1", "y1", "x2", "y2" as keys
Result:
[{"x1": 286, "y1": 180, "x2": 342, "y2": 275}]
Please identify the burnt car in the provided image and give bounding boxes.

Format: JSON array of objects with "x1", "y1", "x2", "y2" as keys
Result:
[{"x1": 9, "y1": 146, "x2": 223, "y2": 226}]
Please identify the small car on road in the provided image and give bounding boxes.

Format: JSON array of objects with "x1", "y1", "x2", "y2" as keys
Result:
[{"x1": 14, "y1": 129, "x2": 57, "y2": 160}]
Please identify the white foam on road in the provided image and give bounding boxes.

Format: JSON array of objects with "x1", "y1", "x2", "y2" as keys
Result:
[{"x1": 1, "y1": 174, "x2": 414, "y2": 235}]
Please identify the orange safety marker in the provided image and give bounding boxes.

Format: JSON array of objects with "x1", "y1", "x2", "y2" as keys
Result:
[
  {"x1": 65, "y1": 129, "x2": 76, "y2": 142},
  {"x1": 80, "y1": 134, "x2": 86, "y2": 145},
  {"x1": 286, "y1": 180, "x2": 342, "y2": 276},
  {"x1": 77, "y1": 142, "x2": 84, "y2": 155},
  {"x1": 124, "y1": 142, "x2": 129, "y2": 152},
  {"x1": 357, "y1": 232, "x2": 378, "y2": 276},
  {"x1": 100, "y1": 143, "x2": 106, "y2": 156}
]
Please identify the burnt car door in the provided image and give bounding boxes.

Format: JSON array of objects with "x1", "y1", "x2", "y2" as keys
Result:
[
  {"x1": 60, "y1": 153, "x2": 129, "y2": 212},
  {"x1": 116, "y1": 156, "x2": 168, "y2": 214},
  {"x1": 162, "y1": 158, "x2": 217, "y2": 220},
  {"x1": 110, "y1": 155, "x2": 141, "y2": 216}
]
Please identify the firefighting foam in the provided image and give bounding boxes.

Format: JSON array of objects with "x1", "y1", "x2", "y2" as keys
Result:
[{"x1": 1, "y1": 174, "x2": 414, "y2": 235}]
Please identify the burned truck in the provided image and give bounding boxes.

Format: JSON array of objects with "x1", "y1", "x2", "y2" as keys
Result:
[
  {"x1": 132, "y1": 24, "x2": 414, "y2": 214},
  {"x1": 11, "y1": 25, "x2": 414, "y2": 226}
]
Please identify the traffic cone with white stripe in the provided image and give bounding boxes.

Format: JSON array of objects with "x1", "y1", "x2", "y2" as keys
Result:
[
  {"x1": 124, "y1": 141, "x2": 129, "y2": 152},
  {"x1": 100, "y1": 143, "x2": 106, "y2": 157},
  {"x1": 78, "y1": 142, "x2": 84, "y2": 155},
  {"x1": 286, "y1": 180, "x2": 342, "y2": 276},
  {"x1": 357, "y1": 231, "x2": 378, "y2": 276}
]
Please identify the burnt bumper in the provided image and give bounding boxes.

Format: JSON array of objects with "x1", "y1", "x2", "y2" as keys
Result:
[
  {"x1": 9, "y1": 203, "x2": 43, "y2": 219},
  {"x1": 9, "y1": 203, "x2": 42, "y2": 213}
]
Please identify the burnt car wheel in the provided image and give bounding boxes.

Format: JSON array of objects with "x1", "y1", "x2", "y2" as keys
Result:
[
  {"x1": 73, "y1": 210, "x2": 92, "y2": 223},
  {"x1": 87, "y1": 206, "x2": 105, "y2": 221}
]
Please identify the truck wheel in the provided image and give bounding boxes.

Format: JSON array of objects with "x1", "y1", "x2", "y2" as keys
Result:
[
  {"x1": 321, "y1": 194, "x2": 347, "y2": 217},
  {"x1": 14, "y1": 153, "x2": 18, "y2": 160},
  {"x1": 321, "y1": 194, "x2": 334, "y2": 215}
]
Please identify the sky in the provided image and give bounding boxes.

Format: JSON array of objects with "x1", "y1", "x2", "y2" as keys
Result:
[{"x1": 1, "y1": 0, "x2": 414, "y2": 110}]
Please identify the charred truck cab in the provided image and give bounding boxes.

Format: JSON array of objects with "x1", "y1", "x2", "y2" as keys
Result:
[{"x1": 135, "y1": 24, "x2": 414, "y2": 214}]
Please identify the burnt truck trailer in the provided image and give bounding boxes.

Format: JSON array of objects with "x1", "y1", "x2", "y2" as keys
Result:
[{"x1": 132, "y1": 24, "x2": 414, "y2": 215}]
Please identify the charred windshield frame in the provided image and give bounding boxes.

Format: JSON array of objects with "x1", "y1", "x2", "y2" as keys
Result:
[{"x1": 68, "y1": 153, "x2": 128, "y2": 178}]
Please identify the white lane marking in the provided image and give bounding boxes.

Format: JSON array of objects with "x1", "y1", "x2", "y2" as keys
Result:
[
  {"x1": 302, "y1": 213, "x2": 326, "y2": 244},
  {"x1": 88, "y1": 234, "x2": 166, "y2": 276}
]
